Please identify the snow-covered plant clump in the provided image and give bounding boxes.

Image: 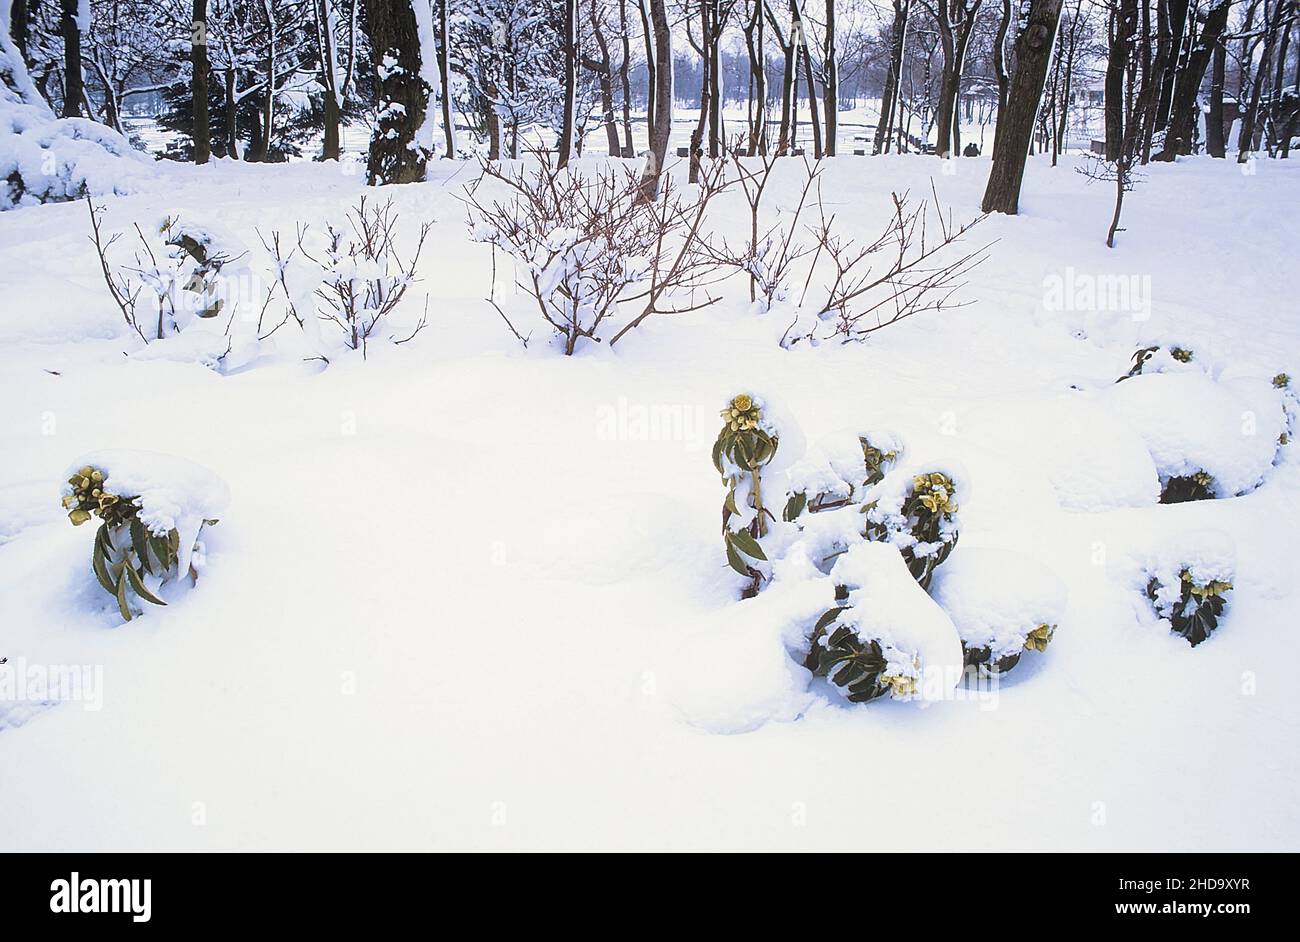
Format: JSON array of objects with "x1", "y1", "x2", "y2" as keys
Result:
[
  {"x1": 88, "y1": 200, "x2": 252, "y2": 349},
  {"x1": 466, "y1": 158, "x2": 659, "y2": 354},
  {"x1": 1118, "y1": 342, "x2": 1204, "y2": 382},
  {"x1": 860, "y1": 466, "x2": 963, "y2": 589},
  {"x1": 0, "y1": 10, "x2": 150, "y2": 210},
  {"x1": 930, "y1": 548, "x2": 1067, "y2": 675},
  {"x1": 263, "y1": 197, "x2": 431, "y2": 361},
  {"x1": 802, "y1": 542, "x2": 964, "y2": 702},
  {"x1": 61, "y1": 451, "x2": 229, "y2": 622},
  {"x1": 782, "y1": 428, "x2": 904, "y2": 521},
  {"x1": 1140, "y1": 531, "x2": 1236, "y2": 648},
  {"x1": 464, "y1": 156, "x2": 735, "y2": 355},
  {"x1": 1106, "y1": 372, "x2": 1285, "y2": 503},
  {"x1": 713, "y1": 394, "x2": 780, "y2": 598}
]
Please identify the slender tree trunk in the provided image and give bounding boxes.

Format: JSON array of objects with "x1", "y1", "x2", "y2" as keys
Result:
[
  {"x1": 689, "y1": 0, "x2": 711, "y2": 180},
  {"x1": 1207, "y1": 32, "x2": 1226, "y2": 155},
  {"x1": 318, "y1": 0, "x2": 342, "y2": 161},
  {"x1": 1156, "y1": 0, "x2": 1191, "y2": 129},
  {"x1": 223, "y1": 68, "x2": 238, "y2": 159},
  {"x1": 982, "y1": 0, "x2": 1066, "y2": 214},
  {"x1": 559, "y1": 0, "x2": 577, "y2": 166},
  {"x1": 11, "y1": 0, "x2": 30, "y2": 66},
  {"x1": 797, "y1": 8, "x2": 822, "y2": 156},
  {"x1": 1105, "y1": 0, "x2": 1138, "y2": 160},
  {"x1": 60, "y1": 0, "x2": 84, "y2": 118},
  {"x1": 639, "y1": 0, "x2": 673, "y2": 200},
  {"x1": 708, "y1": 0, "x2": 722, "y2": 157},
  {"x1": 192, "y1": 0, "x2": 211, "y2": 164},
  {"x1": 744, "y1": 0, "x2": 768, "y2": 153},
  {"x1": 638, "y1": 0, "x2": 657, "y2": 146},
  {"x1": 991, "y1": 0, "x2": 1010, "y2": 156},
  {"x1": 438, "y1": 0, "x2": 456, "y2": 157},
  {"x1": 364, "y1": 0, "x2": 429, "y2": 184},
  {"x1": 823, "y1": 0, "x2": 837, "y2": 154},
  {"x1": 618, "y1": 0, "x2": 634, "y2": 154},
  {"x1": 590, "y1": 0, "x2": 621, "y2": 155}
]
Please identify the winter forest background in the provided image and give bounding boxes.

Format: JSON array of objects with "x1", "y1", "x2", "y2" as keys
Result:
[{"x1": 1, "y1": 0, "x2": 1298, "y2": 852}]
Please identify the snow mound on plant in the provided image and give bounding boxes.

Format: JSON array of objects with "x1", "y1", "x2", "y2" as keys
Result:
[
  {"x1": 930, "y1": 548, "x2": 1068, "y2": 659},
  {"x1": 1035, "y1": 395, "x2": 1161, "y2": 510},
  {"x1": 0, "y1": 12, "x2": 152, "y2": 210},
  {"x1": 666, "y1": 580, "x2": 824, "y2": 734},
  {"x1": 827, "y1": 541, "x2": 964, "y2": 700},
  {"x1": 1105, "y1": 372, "x2": 1282, "y2": 497},
  {"x1": 61, "y1": 450, "x2": 230, "y2": 577},
  {"x1": 1137, "y1": 528, "x2": 1237, "y2": 603}
]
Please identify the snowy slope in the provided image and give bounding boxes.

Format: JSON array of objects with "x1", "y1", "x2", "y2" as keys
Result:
[{"x1": 0, "y1": 152, "x2": 1297, "y2": 850}]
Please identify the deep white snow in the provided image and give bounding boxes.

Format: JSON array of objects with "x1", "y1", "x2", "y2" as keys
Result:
[{"x1": 1, "y1": 150, "x2": 1298, "y2": 851}]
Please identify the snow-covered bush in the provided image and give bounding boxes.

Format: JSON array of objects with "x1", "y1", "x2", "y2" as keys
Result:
[
  {"x1": 465, "y1": 156, "x2": 735, "y2": 355},
  {"x1": 930, "y1": 548, "x2": 1067, "y2": 675},
  {"x1": 860, "y1": 467, "x2": 962, "y2": 589},
  {"x1": 802, "y1": 542, "x2": 964, "y2": 702},
  {"x1": 713, "y1": 393, "x2": 780, "y2": 597},
  {"x1": 1106, "y1": 372, "x2": 1285, "y2": 502},
  {"x1": 1118, "y1": 343, "x2": 1202, "y2": 382},
  {"x1": 1141, "y1": 533, "x2": 1236, "y2": 648},
  {"x1": 0, "y1": 9, "x2": 151, "y2": 210},
  {"x1": 783, "y1": 429, "x2": 904, "y2": 522},
  {"x1": 260, "y1": 198, "x2": 431, "y2": 360},
  {"x1": 61, "y1": 451, "x2": 230, "y2": 622},
  {"x1": 87, "y1": 199, "x2": 254, "y2": 357}
]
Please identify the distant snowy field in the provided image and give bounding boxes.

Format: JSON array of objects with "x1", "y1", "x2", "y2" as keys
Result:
[{"x1": 1, "y1": 150, "x2": 1297, "y2": 851}]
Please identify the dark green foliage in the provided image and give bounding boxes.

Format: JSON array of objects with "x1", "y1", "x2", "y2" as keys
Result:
[
  {"x1": 803, "y1": 604, "x2": 892, "y2": 703},
  {"x1": 63, "y1": 465, "x2": 215, "y2": 622},
  {"x1": 1119, "y1": 345, "x2": 1160, "y2": 381},
  {"x1": 863, "y1": 472, "x2": 959, "y2": 589},
  {"x1": 714, "y1": 394, "x2": 778, "y2": 597},
  {"x1": 1146, "y1": 573, "x2": 1232, "y2": 647},
  {"x1": 1160, "y1": 471, "x2": 1215, "y2": 503},
  {"x1": 962, "y1": 645, "x2": 1021, "y2": 675}
]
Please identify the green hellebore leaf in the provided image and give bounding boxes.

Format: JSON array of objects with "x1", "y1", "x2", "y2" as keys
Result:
[
  {"x1": 728, "y1": 528, "x2": 767, "y2": 561},
  {"x1": 115, "y1": 568, "x2": 134, "y2": 622},
  {"x1": 124, "y1": 564, "x2": 167, "y2": 607}
]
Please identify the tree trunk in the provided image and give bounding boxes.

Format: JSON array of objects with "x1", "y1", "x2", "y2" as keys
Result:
[
  {"x1": 1155, "y1": 0, "x2": 1191, "y2": 130},
  {"x1": 876, "y1": 1, "x2": 909, "y2": 154},
  {"x1": 689, "y1": 0, "x2": 711, "y2": 180},
  {"x1": 11, "y1": 0, "x2": 30, "y2": 66},
  {"x1": 822, "y1": 0, "x2": 837, "y2": 155},
  {"x1": 708, "y1": 0, "x2": 722, "y2": 157},
  {"x1": 1156, "y1": 0, "x2": 1231, "y2": 160},
  {"x1": 559, "y1": 0, "x2": 576, "y2": 166},
  {"x1": 981, "y1": 0, "x2": 1066, "y2": 214},
  {"x1": 744, "y1": 0, "x2": 768, "y2": 154},
  {"x1": 192, "y1": 0, "x2": 211, "y2": 164},
  {"x1": 1105, "y1": 0, "x2": 1138, "y2": 160},
  {"x1": 638, "y1": 0, "x2": 656, "y2": 146},
  {"x1": 60, "y1": 0, "x2": 84, "y2": 118},
  {"x1": 316, "y1": 0, "x2": 341, "y2": 160},
  {"x1": 639, "y1": 0, "x2": 673, "y2": 200},
  {"x1": 991, "y1": 0, "x2": 1010, "y2": 156},
  {"x1": 590, "y1": 1, "x2": 621, "y2": 155},
  {"x1": 797, "y1": 8, "x2": 821, "y2": 156},
  {"x1": 1207, "y1": 33, "x2": 1226, "y2": 156},
  {"x1": 618, "y1": 0, "x2": 634, "y2": 154},
  {"x1": 364, "y1": 0, "x2": 429, "y2": 185},
  {"x1": 438, "y1": 0, "x2": 456, "y2": 157}
]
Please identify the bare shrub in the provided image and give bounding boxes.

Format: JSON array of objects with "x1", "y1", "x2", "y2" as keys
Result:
[{"x1": 463, "y1": 153, "x2": 737, "y2": 355}]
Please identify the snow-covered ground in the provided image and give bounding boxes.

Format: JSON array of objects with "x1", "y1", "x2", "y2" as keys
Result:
[{"x1": 1, "y1": 150, "x2": 1297, "y2": 851}]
